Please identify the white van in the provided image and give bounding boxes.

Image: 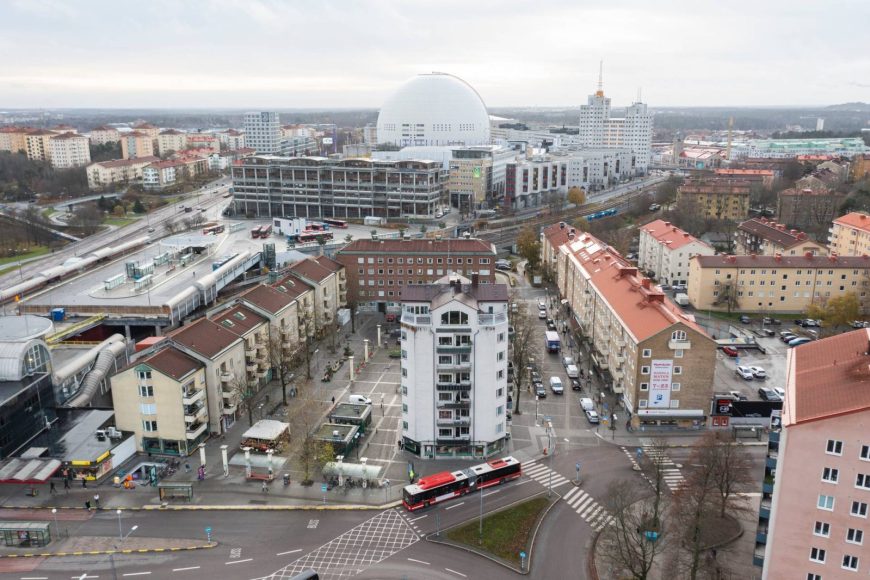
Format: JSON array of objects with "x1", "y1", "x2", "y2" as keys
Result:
[
  {"x1": 579, "y1": 397, "x2": 595, "y2": 411},
  {"x1": 549, "y1": 376, "x2": 564, "y2": 395},
  {"x1": 566, "y1": 364, "x2": 580, "y2": 379},
  {"x1": 349, "y1": 394, "x2": 372, "y2": 405}
]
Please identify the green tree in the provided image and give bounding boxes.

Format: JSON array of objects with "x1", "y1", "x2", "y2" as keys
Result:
[
  {"x1": 517, "y1": 226, "x2": 541, "y2": 273},
  {"x1": 806, "y1": 292, "x2": 860, "y2": 334},
  {"x1": 567, "y1": 186, "x2": 586, "y2": 207},
  {"x1": 132, "y1": 199, "x2": 146, "y2": 214}
]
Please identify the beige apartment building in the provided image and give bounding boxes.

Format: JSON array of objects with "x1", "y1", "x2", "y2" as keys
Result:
[
  {"x1": 25, "y1": 129, "x2": 57, "y2": 163},
  {"x1": 86, "y1": 156, "x2": 159, "y2": 190},
  {"x1": 132, "y1": 123, "x2": 160, "y2": 148},
  {"x1": 0, "y1": 127, "x2": 28, "y2": 153},
  {"x1": 543, "y1": 223, "x2": 717, "y2": 429},
  {"x1": 110, "y1": 346, "x2": 209, "y2": 456},
  {"x1": 676, "y1": 176, "x2": 752, "y2": 221},
  {"x1": 185, "y1": 134, "x2": 220, "y2": 154},
  {"x1": 762, "y1": 328, "x2": 870, "y2": 578},
  {"x1": 239, "y1": 283, "x2": 307, "y2": 352},
  {"x1": 211, "y1": 303, "x2": 272, "y2": 392},
  {"x1": 830, "y1": 212, "x2": 870, "y2": 256},
  {"x1": 283, "y1": 256, "x2": 346, "y2": 331},
  {"x1": 735, "y1": 218, "x2": 827, "y2": 257},
  {"x1": 121, "y1": 131, "x2": 155, "y2": 159},
  {"x1": 637, "y1": 219, "x2": 715, "y2": 286},
  {"x1": 89, "y1": 125, "x2": 121, "y2": 145},
  {"x1": 48, "y1": 132, "x2": 91, "y2": 169},
  {"x1": 220, "y1": 129, "x2": 246, "y2": 150},
  {"x1": 157, "y1": 129, "x2": 187, "y2": 157},
  {"x1": 688, "y1": 253, "x2": 870, "y2": 313}
]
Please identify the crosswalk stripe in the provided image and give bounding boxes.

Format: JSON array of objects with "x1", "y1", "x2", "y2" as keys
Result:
[
  {"x1": 524, "y1": 466, "x2": 549, "y2": 477},
  {"x1": 570, "y1": 492, "x2": 589, "y2": 509},
  {"x1": 580, "y1": 503, "x2": 598, "y2": 518},
  {"x1": 525, "y1": 464, "x2": 548, "y2": 473},
  {"x1": 590, "y1": 510, "x2": 610, "y2": 526},
  {"x1": 552, "y1": 480, "x2": 571, "y2": 489},
  {"x1": 563, "y1": 487, "x2": 581, "y2": 503},
  {"x1": 575, "y1": 497, "x2": 594, "y2": 514}
]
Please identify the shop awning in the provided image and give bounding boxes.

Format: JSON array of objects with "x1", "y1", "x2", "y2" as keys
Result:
[
  {"x1": 243, "y1": 420, "x2": 290, "y2": 441},
  {"x1": 0, "y1": 458, "x2": 61, "y2": 484},
  {"x1": 638, "y1": 409, "x2": 705, "y2": 419}
]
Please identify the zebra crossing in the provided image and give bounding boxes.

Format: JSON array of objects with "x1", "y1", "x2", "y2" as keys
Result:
[
  {"x1": 523, "y1": 459, "x2": 571, "y2": 489},
  {"x1": 636, "y1": 438, "x2": 686, "y2": 492},
  {"x1": 562, "y1": 485, "x2": 613, "y2": 531}
]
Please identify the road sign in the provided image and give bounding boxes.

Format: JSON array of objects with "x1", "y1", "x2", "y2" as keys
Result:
[
  {"x1": 636, "y1": 447, "x2": 643, "y2": 458},
  {"x1": 205, "y1": 527, "x2": 212, "y2": 533},
  {"x1": 576, "y1": 462, "x2": 581, "y2": 472},
  {"x1": 520, "y1": 551, "x2": 526, "y2": 559},
  {"x1": 321, "y1": 483, "x2": 327, "y2": 493}
]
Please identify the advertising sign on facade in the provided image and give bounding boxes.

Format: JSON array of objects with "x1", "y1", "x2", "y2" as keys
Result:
[{"x1": 648, "y1": 360, "x2": 673, "y2": 408}]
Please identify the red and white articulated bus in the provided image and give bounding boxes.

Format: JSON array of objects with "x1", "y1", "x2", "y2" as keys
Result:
[
  {"x1": 322, "y1": 218, "x2": 347, "y2": 229},
  {"x1": 402, "y1": 456, "x2": 522, "y2": 511}
]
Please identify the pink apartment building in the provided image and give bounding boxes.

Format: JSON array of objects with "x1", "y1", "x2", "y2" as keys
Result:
[{"x1": 763, "y1": 328, "x2": 870, "y2": 578}]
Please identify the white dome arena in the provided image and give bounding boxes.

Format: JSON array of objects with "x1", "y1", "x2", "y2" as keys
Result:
[{"x1": 376, "y1": 72, "x2": 491, "y2": 147}]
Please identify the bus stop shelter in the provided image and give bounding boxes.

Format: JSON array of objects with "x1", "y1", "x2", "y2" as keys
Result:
[
  {"x1": 322, "y1": 461, "x2": 383, "y2": 487},
  {"x1": 0, "y1": 522, "x2": 51, "y2": 547}
]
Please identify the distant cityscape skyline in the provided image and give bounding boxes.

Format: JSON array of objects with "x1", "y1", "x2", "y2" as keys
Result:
[{"x1": 0, "y1": 1, "x2": 867, "y2": 109}]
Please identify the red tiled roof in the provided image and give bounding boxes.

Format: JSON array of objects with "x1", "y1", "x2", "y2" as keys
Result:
[
  {"x1": 640, "y1": 219, "x2": 710, "y2": 251},
  {"x1": 833, "y1": 212, "x2": 870, "y2": 234},
  {"x1": 26, "y1": 129, "x2": 57, "y2": 136},
  {"x1": 212, "y1": 304, "x2": 267, "y2": 337},
  {"x1": 287, "y1": 258, "x2": 335, "y2": 284},
  {"x1": 91, "y1": 125, "x2": 117, "y2": 132},
  {"x1": 694, "y1": 254, "x2": 870, "y2": 268},
  {"x1": 52, "y1": 132, "x2": 86, "y2": 140},
  {"x1": 159, "y1": 129, "x2": 184, "y2": 135},
  {"x1": 543, "y1": 223, "x2": 710, "y2": 343},
  {"x1": 169, "y1": 318, "x2": 241, "y2": 359},
  {"x1": 92, "y1": 156, "x2": 159, "y2": 169},
  {"x1": 785, "y1": 328, "x2": 870, "y2": 425},
  {"x1": 125, "y1": 131, "x2": 149, "y2": 138},
  {"x1": 271, "y1": 274, "x2": 313, "y2": 298},
  {"x1": 141, "y1": 346, "x2": 203, "y2": 381},
  {"x1": 714, "y1": 169, "x2": 774, "y2": 177},
  {"x1": 737, "y1": 218, "x2": 811, "y2": 248},
  {"x1": 315, "y1": 255, "x2": 343, "y2": 273},
  {"x1": 778, "y1": 187, "x2": 843, "y2": 197},
  {"x1": 338, "y1": 238, "x2": 495, "y2": 256},
  {"x1": 240, "y1": 284, "x2": 297, "y2": 315}
]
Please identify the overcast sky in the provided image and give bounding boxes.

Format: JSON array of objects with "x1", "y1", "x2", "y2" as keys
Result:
[{"x1": 1, "y1": 0, "x2": 867, "y2": 109}]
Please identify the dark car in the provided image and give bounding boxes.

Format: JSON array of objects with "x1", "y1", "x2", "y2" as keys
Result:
[
  {"x1": 758, "y1": 387, "x2": 781, "y2": 402},
  {"x1": 534, "y1": 384, "x2": 547, "y2": 398},
  {"x1": 531, "y1": 371, "x2": 543, "y2": 385},
  {"x1": 780, "y1": 332, "x2": 798, "y2": 344},
  {"x1": 546, "y1": 318, "x2": 557, "y2": 331},
  {"x1": 571, "y1": 378, "x2": 582, "y2": 391},
  {"x1": 739, "y1": 315, "x2": 751, "y2": 324}
]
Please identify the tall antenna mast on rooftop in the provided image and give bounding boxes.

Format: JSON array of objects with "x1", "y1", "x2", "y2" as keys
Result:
[{"x1": 595, "y1": 60, "x2": 605, "y2": 97}]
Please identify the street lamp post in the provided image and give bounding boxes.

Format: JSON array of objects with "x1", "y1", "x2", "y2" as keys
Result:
[
  {"x1": 479, "y1": 480, "x2": 484, "y2": 545},
  {"x1": 111, "y1": 524, "x2": 138, "y2": 580},
  {"x1": 52, "y1": 508, "x2": 59, "y2": 539},
  {"x1": 116, "y1": 509, "x2": 123, "y2": 539}
]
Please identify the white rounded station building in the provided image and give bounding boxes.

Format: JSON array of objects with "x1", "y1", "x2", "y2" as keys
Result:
[{"x1": 376, "y1": 72, "x2": 491, "y2": 147}]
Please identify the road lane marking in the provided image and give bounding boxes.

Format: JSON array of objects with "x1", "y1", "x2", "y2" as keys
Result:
[
  {"x1": 407, "y1": 558, "x2": 431, "y2": 565},
  {"x1": 225, "y1": 558, "x2": 253, "y2": 565},
  {"x1": 483, "y1": 489, "x2": 501, "y2": 497},
  {"x1": 515, "y1": 479, "x2": 532, "y2": 485},
  {"x1": 122, "y1": 573, "x2": 152, "y2": 577},
  {"x1": 20, "y1": 577, "x2": 48, "y2": 579},
  {"x1": 276, "y1": 549, "x2": 302, "y2": 556},
  {"x1": 409, "y1": 514, "x2": 428, "y2": 522},
  {"x1": 171, "y1": 567, "x2": 200, "y2": 572},
  {"x1": 445, "y1": 568, "x2": 467, "y2": 577},
  {"x1": 445, "y1": 501, "x2": 465, "y2": 510}
]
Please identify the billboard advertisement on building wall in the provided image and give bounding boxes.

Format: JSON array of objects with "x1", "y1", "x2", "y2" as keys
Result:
[{"x1": 648, "y1": 359, "x2": 673, "y2": 408}]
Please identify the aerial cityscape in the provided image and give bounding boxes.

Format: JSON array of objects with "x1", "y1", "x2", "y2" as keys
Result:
[{"x1": 1, "y1": 2, "x2": 869, "y2": 579}]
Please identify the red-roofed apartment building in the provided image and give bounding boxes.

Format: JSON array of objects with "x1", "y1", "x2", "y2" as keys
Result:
[
  {"x1": 542, "y1": 223, "x2": 717, "y2": 430},
  {"x1": 283, "y1": 256, "x2": 346, "y2": 331},
  {"x1": 735, "y1": 218, "x2": 827, "y2": 257},
  {"x1": 829, "y1": 212, "x2": 870, "y2": 256},
  {"x1": 760, "y1": 329, "x2": 870, "y2": 576},
  {"x1": 638, "y1": 220, "x2": 715, "y2": 286}
]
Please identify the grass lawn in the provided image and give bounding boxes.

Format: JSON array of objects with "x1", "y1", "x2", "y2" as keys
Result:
[
  {"x1": 104, "y1": 217, "x2": 137, "y2": 227},
  {"x1": 0, "y1": 246, "x2": 50, "y2": 267},
  {"x1": 445, "y1": 496, "x2": 550, "y2": 564},
  {"x1": 41, "y1": 208, "x2": 57, "y2": 218}
]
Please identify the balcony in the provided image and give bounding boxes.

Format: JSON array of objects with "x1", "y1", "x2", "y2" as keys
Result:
[
  {"x1": 753, "y1": 546, "x2": 765, "y2": 568},
  {"x1": 759, "y1": 498, "x2": 771, "y2": 520},
  {"x1": 220, "y1": 372, "x2": 234, "y2": 384},
  {"x1": 245, "y1": 347, "x2": 256, "y2": 357},
  {"x1": 768, "y1": 430, "x2": 780, "y2": 444},
  {"x1": 401, "y1": 314, "x2": 431, "y2": 326},
  {"x1": 257, "y1": 342, "x2": 267, "y2": 353},
  {"x1": 762, "y1": 481, "x2": 774, "y2": 494},
  {"x1": 186, "y1": 421, "x2": 208, "y2": 440},
  {"x1": 765, "y1": 452, "x2": 777, "y2": 470},
  {"x1": 437, "y1": 398, "x2": 471, "y2": 409},
  {"x1": 436, "y1": 361, "x2": 471, "y2": 371},
  {"x1": 436, "y1": 344, "x2": 472, "y2": 353},
  {"x1": 436, "y1": 382, "x2": 471, "y2": 392},
  {"x1": 223, "y1": 403, "x2": 238, "y2": 415},
  {"x1": 478, "y1": 312, "x2": 507, "y2": 326},
  {"x1": 184, "y1": 404, "x2": 207, "y2": 423},
  {"x1": 669, "y1": 339, "x2": 692, "y2": 350},
  {"x1": 436, "y1": 434, "x2": 471, "y2": 443},
  {"x1": 437, "y1": 417, "x2": 471, "y2": 426},
  {"x1": 246, "y1": 362, "x2": 257, "y2": 373},
  {"x1": 182, "y1": 388, "x2": 205, "y2": 406},
  {"x1": 756, "y1": 523, "x2": 768, "y2": 544}
]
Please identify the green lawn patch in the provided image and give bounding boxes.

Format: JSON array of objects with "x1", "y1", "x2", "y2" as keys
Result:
[
  {"x1": 0, "y1": 246, "x2": 50, "y2": 266},
  {"x1": 41, "y1": 208, "x2": 57, "y2": 218},
  {"x1": 445, "y1": 495, "x2": 550, "y2": 564},
  {"x1": 104, "y1": 217, "x2": 137, "y2": 227}
]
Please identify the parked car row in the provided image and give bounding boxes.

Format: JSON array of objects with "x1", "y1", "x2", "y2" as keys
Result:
[
  {"x1": 779, "y1": 331, "x2": 813, "y2": 347},
  {"x1": 736, "y1": 365, "x2": 767, "y2": 380}
]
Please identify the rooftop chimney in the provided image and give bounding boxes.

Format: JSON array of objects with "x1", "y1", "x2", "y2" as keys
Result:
[{"x1": 640, "y1": 278, "x2": 651, "y2": 289}]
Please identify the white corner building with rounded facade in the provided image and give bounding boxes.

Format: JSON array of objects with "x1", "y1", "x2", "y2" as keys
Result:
[{"x1": 377, "y1": 72, "x2": 491, "y2": 147}]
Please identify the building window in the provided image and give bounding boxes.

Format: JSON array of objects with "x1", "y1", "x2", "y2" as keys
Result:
[
  {"x1": 806, "y1": 573, "x2": 821, "y2": 580},
  {"x1": 671, "y1": 330, "x2": 687, "y2": 342},
  {"x1": 640, "y1": 382, "x2": 649, "y2": 391},
  {"x1": 402, "y1": 386, "x2": 408, "y2": 395},
  {"x1": 139, "y1": 403, "x2": 156, "y2": 415},
  {"x1": 671, "y1": 383, "x2": 681, "y2": 391},
  {"x1": 402, "y1": 403, "x2": 408, "y2": 413},
  {"x1": 847, "y1": 528, "x2": 864, "y2": 545},
  {"x1": 673, "y1": 366, "x2": 682, "y2": 375},
  {"x1": 403, "y1": 421, "x2": 408, "y2": 430},
  {"x1": 642, "y1": 349, "x2": 651, "y2": 358},
  {"x1": 136, "y1": 370, "x2": 152, "y2": 381},
  {"x1": 814, "y1": 521, "x2": 831, "y2": 537},
  {"x1": 861, "y1": 445, "x2": 870, "y2": 461},
  {"x1": 857, "y1": 474, "x2": 870, "y2": 489},
  {"x1": 139, "y1": 385, "x2": 154, "y2": 397},
  {"x1": 841, "y1": 554, "x2": 858, "y2": 571},
  {"x1": 438, "y1": 393, "x2": 451, "y2": 401},
  {"x1": 441, "y1": 311, "x2": 469, "y2": 325},
  {"x1": 822, "y1": 467, "x2": 839, "y2": 483},
  {"x1": 401, "y1": 349, "x2": 408, "y2": 359},
  {"x1": 496, "y1": 405, "x2": 504, "y2": 416},
  {"x1": 639, "y1": 400, "x2": 648, "y2": 408},
  {"x1": 674, "y1": 349, "x2": 684, "y2": 358},
  {"x1": 809, "y1": 547, "x2": 826, "y2": 563},
  {"x1": 497, "y1": 369, "x2": 504, "y2": 379},
  {"x1": 827, "y1": 439, "x2": 844, "y2": 455},
  {"x1": 142, "y1": 420, "x2": 158, "y2": 432},
  {"x1": 401, "y1": 368, "x2": 408, "y2": 377},
  {"x1": 496, "y1": 387, "x2": 504, "y2": 397},
  {"x1": 497, "y1": 351, "x2": 505, "y2": 361},
  {"x1": 851, "y1": 501, "x2": 868, "y2": 517},
  {"x1": 818, "y1": 495, "x2": 835, "y2": 511},
  {"x1": 641, "y1": 366, "x2": 650, "y2": 375},
  {"x1": 498, "y1": 332, "x2": 505, "y2": 342}
]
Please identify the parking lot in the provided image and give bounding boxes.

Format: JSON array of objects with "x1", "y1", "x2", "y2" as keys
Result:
[{"x1": 713, "y1": 324, "x2": 801, "y2": 402}]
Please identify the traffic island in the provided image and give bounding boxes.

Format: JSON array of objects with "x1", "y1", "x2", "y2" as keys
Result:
[
  {"x1": 429, "y1": 493, "x2": 556, "y2": 574},
  {"x1": 0, "y1": 535, "x2": 216, "y2": 559}
]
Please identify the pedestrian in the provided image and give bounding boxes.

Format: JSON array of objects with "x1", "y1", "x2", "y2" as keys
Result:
[
  {"x1": 50, "y1": 481, "x2": 56, "y2": 495},
  {"x1": 82, "y1": 478, "x2": 87, "y2": 488},
  {"x1": 85, "y1": 500, "x2": 91, "y2": 510},
  {"x1": 331, "y1": 396, "x2": 335, "y2": 405},
  {"x1": 63, "y1": 478, "x2": 70, "y2": 491},
  {"x1": 262, "y1": 480, "x2": 268, "y2": 493},
  {"x1": 185, "y1": 462, "x2": 191, "y2": 473},
  {"x1": 94, "y1": 493, "x2": 100, "y2": 509}
]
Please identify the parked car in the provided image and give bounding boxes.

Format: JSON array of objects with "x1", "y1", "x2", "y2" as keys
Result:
[
  {"x1": 773, "y1": 387, "x2": 785, "y2": 399},
  {"x1": 534, "y1": 384, "x2": 547, "y2": 398},
  {"x1": 495, "y1": 259, "x2": 512, "y2": 270},
  {"x1": 562, "y1": 356, "x2": 575, "y2": 368},
  {"x1": 852, "y1": 320, "x2": 869, "y2": 329},
  {"x1": 749, "y1": 366, "x2": 767, "y2": 379},
  {"x1": 721, "y1": 346, "x2": 739, "y2": 357},
  {"x1": 546, "y1": 318, "x2": 557, "y2": 331},
  {"x1": 538, "y1": 299, "x2": 547, "y2": 310},
  {"x1": 788, "y1": 337, "x2": 813, "y2": 347},
  {"x1": 585, "y1": 409, "x2": 600, "y2": 424},
  {"x1": 549, "y1": 377, "x2": 564, "y2": 395},
  {"x1": 538, "y1": 308, "x2": 547, "y2": 319},
  {"x1": 728, "y1": 390, "x2": 748, "y2": 401},
  {"x1": 566, "y1": 364, "x2": 580, "y2": 379},
  {"x1": 736, "y1": 366, "x2": 755, "y2": 380},
  {"x1": 626, "y1": 253, "x2": 637, "y2": 261},
  {"x1": 571, "y1": 378, "x2": 582, "y2": 391},
  {"x1": 739, "y1": 315, "x2": 751, "y2": 324},
  {"x1": 761, "y1": 328, "x2": 776, "y2": 337},
  {"x1": 797, "y1": 319, "x2": 820, "y2": 327},
  {"x1": 531, "y1": 371, "x2": 543, "y2": 385},
  {"x1": 672, "y1": 284, "x2": 687, "y2": 292},
  {"x1": 758, "y1": 387, "x2": 781, "y2": 401},
  {"x1": 659, "y1": 284, "x2": 671, "y2": 291},
  {"x1": 780, "y1": 332, "x2": 798, "y2": 343},
  {"x1": 762, "y1": 317, "x2": 782, "y2": 325}
]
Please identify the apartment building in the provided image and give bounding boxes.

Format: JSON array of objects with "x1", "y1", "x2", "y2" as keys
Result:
[
  {"x1": 777, "y1": 187, "x2": 846, "y2": 231},
  {"x1": 543, "y1": 224, "x2": 716, "y2": 429},
  {"x1": 283, "y1": 256, "x2": 346, "y2": 331},
  {"x1": 48, "y1": 132, "x2": 91, "y2": 169},
  {"x1": 231, "y1": 156, "x2": 444, "y2": 220},
  {"x1": 735, "y1": 218, "x2": 827, "y2": 257},
  {"x1": 713, "y1": 168, "x2": 776, "y2": 189},
  {"x1": 110, "y1": 346, "x2": 208, "y2": 456},
  {"x1": 207, "y1": 148, "x2": 255, "y2": 171},
  {"x1": 185, "y1": 134, "x2": 220, "y2": 155},
  {"x1": 761, "y1": 329, "x2": 870, "y2": 578},
  {"x1": 168, "y1": 318, "x2": 247, "y2": 433},
  {"x1": 687, "y1": 253, "x2": 870, "y2": 313},
  {"x1": 638, "y1": 220, "x2": 715, "y2": 286},
  {"x1": 830, "y1": 212, "x2": 870, "y2": 257},
  {"x1": 335, "y1": 238, "x2": 497, "y2": 315},
  {"x1": 132, "y1": 123, "x2": 160, "y2": 148},
  {"x1": 141, "y1": 161, "x2": 177, "y2": 190},
  {"x1": 238, "y1": 283, "x2": 307, "y2": 349},
  {"x1": 120, "y1": 131, "x2": 155, "y2": 159},
  {"x1": 88, "y1": 125, "x2": 121, "y2": 146},
  {"x1": 399, "y1": 276, "x2": 510, "y2": 458},
  {"x1": 211, "y1": 304, "x2": 272, "y2": 388},
  {"x1": 244, "y1": 111, "x2": 281, "y2": 154},
  {"x1": 86, "y1": 156, "x2": 159, "y2": 190},
  {"x1": 853, "y1": 154, "x2": 870, "y2": 181},
  {"x1": 0, "y1": 127, "x2": 28, "y2": 153},
  {"x1": 676, "y1": 176, "x2": 752, "y2": 221},
  {"x1": 550, "y1": 146, "x2": 635, "y2": 192},
  {"x1": 504, "y1": 156, "x2": 568, "y2": 209},
  {"x1": 157, "y1": 129, "x2": 187, "y2": 156},
  {"x1": 219, "y1": 129, "x2": 246, "y2": 150},
  {"x1": 447, "y1": 145, "x2": 513, "y2": 209},
  {"x1": 25, "y1": 129, "x2": 57, "y2": 163}
]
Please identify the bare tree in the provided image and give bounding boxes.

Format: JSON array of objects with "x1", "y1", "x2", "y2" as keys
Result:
[
  {"x1": 713, "y1": 280, "x2": 739, "y2": 314},
  {"x1": 229, "y1": 371, "x2": 261, "y2": 428},
  {"x1": 509, "y1": 299, "x2": 536, "y2": 415},
  {"x1": 292, "y1": 393, "x2": 334, "y2": 485},
  {"x1": 267, "y1": 326, "x2": 296, "y2": 406},
  {"x1": 640, "y1": 439, "x2": 670, "y2": 529},
  {"x1": 705, "y1": 432, "x2": 756, "y2": 519},
  {"x1": 188, "y1": 212, "x2": 206, "y2": 230},
  {"x1": 599, "y1": 480, "x2": 668, "y2": 580},
  {"x1": 164, "y1": 219, "x2": 180, "y2": 235}
]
